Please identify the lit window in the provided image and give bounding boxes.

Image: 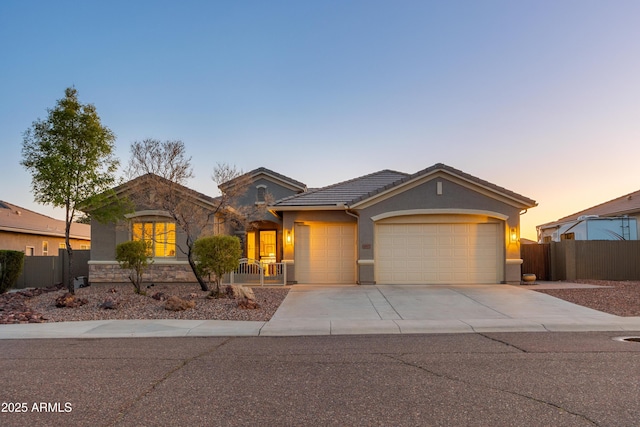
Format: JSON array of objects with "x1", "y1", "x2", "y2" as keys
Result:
[
  {"x1": 132, "y1": 221, "x2": 176, "y2": 257},
  {"x1": 59, "y1": 243, "x2": 66, "y2": 249},
  {"x1": 42, "y1": 241, "x2": 48, "y2": 256}
]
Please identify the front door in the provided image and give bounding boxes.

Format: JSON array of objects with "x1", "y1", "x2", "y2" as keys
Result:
[{"x1": 259, "y1": 230, "x2": 276, "y2": 262}]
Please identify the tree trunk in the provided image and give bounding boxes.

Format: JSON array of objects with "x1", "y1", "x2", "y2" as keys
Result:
[
  {"x1": 187, "y1": 248, "x2": 209, "y2": 291},
  {"x1": 66, "y1": 246, "x2": 74, "y2": 294}
]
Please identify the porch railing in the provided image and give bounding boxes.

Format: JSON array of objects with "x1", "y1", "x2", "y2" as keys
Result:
[{"x1": 224, "y1": 258, "x2": 287, "y2": 286}]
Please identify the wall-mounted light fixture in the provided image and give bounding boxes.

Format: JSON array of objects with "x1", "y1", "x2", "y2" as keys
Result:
[
  {"x1": 510, "y1": 227, "x2": 518, "y2": 243},
  {"x1": 285, "y1": 229, "x2": 293, "y2": 245}
]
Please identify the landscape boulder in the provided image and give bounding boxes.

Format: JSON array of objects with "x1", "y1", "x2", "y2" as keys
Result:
[{"x1": 164, "y1": 295, "x2": 196, "y2": 311}]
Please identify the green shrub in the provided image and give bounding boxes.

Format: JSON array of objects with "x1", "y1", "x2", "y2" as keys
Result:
[
  {"x1": 193, "y1": 235, "x2": 241, "y2": 297},
  {"x1": 115, "y1": 240, "x2": 152, "y2": 294},
  {"x1": 0, "y1": 250, "x2": 25, "y2": 293}
]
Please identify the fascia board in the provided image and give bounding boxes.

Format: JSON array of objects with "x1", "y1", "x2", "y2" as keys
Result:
[
  {"x1": 0, "y1": 226, "x2": 90, "y2": 240},
  {"x1": 267, "y1": 205, "x2": 347, "y2": 212},
  {"x1": 351, "y1": 170, "x2": 534, "y2": 210}
]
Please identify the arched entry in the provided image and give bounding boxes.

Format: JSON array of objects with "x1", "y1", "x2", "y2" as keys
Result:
[{"x1": 245, "y1": 220, "x2": 282, "y2": 263}]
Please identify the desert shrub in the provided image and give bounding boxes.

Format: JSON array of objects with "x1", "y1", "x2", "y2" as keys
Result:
[
  {"x1": 115, "y1": 240, "x2": 152, "y2": 294},
  {"x1": 0, "y1": 250, "x2": 25, "y2": 293},
  {"x1": 193, "y1": 235, "x2": 241, "y2": 297}
]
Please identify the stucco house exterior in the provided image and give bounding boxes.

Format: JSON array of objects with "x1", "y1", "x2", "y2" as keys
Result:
[
  {"x1": 87, "y1": 164, "x2": 536, "y2": 285},
  {"x1": 0, "y1": 200, "x2": 90, "y2": 256},
  {"x1": 88, "y1": 168, "x2": 306, "y2": 283},
  {"x1": 273, "y1": 163, "x2": 536, "y2": 285}
]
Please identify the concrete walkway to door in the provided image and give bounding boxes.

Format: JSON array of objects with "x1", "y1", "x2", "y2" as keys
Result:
[{"x1": 260, "y1": 284, "x2": 640, "y2": 336}]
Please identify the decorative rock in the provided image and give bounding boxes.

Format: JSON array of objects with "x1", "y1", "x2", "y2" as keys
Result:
[
  {"x1": 98, "y1": 298, "x2": 119, "y2": 310},
  {"x1": 228, "y1": 285, "x2": 260, "y2": 309},
  {"x1": 164, "y1": 295, "x2": 196, "y2": 311},
  {"x1": 55, "y1": 293, "x2": 88, "y2": 308},
  {"x1": 151, "y1": 292, "x2": 168, "y2": 301}
]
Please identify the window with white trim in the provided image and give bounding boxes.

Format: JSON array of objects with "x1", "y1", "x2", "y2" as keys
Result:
[{"x1": 132, "y1": 221, "x2": 176, "y2": 257}]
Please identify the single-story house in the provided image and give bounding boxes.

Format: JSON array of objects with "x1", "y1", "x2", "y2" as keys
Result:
[
  {"x1": 88, "y1": 163, "x2": 537, "y2": 285},
  {"x1": 0, "y1": 200, "x2": 90, "y2": 256},
  {"x1": 537, "y1": 189, "x2": 640, "y2": 242}
]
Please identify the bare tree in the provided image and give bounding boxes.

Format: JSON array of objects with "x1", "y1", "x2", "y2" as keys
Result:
[{"x1": 124, "y1": 139, "x2": 255, "y2": 291}]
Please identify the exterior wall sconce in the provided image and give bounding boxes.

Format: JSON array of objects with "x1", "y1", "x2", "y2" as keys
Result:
[
  {"x1": 285, "y1": 229, "x2": 293, "y2": 246},
  {"x1": 510, "y1": 227, "x2": 518, "y2": 243}
]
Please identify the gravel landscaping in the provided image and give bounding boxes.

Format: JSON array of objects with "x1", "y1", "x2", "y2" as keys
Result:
[
  {"x1": 532, "y1": 280, "x2": 640, "y2": 317},
  {"x1": 2, "y1": 280, "x2": 640, "y2": 324},
  {"x1": 0, "y1": 283, "x2": 289, "y2": 324}
]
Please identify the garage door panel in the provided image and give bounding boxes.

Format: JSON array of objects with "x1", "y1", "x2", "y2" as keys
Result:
[
  {"x1": 376, "y1": 221, "x2": 502, "y2": 284},
  {"x1": 295, "y1": 223, "x2": 356, "y2": 284}
]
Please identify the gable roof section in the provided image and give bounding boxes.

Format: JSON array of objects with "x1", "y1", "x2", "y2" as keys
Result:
[
  {"x1": 272, "y1": 170, "x2": 409, "y2": 208},
  {"x1": 112, "y1": 173, "x2": 221, "y2": 210},
  {"x1": 539, "y1": 188, "x2": 640, "y2": 228},
  {"x1": 351, "y1": 163, "x2": 537, "y2": 209},
  {"x1": 273, "y1": 164, "x2": 536, "y2": 210},
  {"x1": 219, "y1": 167, "x2": 307, "y2": 193},
  {"x1": 0, "y1": 200, "x2": 90, "y2": 240}
]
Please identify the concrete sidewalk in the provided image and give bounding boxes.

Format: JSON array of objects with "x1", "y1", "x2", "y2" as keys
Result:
[{"x1": 2, "y1": 284, "x2": 640, "y2": 339}]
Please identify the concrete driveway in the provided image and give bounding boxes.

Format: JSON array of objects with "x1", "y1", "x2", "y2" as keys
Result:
[
  {"x1": 4, "y1": 283, "x2": 640, "y2": 339},
  {"x1": 261, "y1": 283, "x2": 640, "y2": 335}
]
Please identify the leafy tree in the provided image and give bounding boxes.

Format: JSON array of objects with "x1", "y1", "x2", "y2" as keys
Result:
[
  {"x1": 0, "y1": 250, "x2": 25, "y2": 294},
  {"x1": 21, "y1": 87, "x2": 120, "y2": 293},
  {"x1": 193, "y1": 235, "x2": 242, "y2": 297},
  {"x1": 124, "y1": 139, "x2": 256, "y2": 291},
  {"x1": 115, "y1": 240, "x2": 153, "y2": 294}
]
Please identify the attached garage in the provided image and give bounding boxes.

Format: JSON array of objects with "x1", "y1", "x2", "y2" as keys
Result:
[
  {"x1": 294, "y1": 223, "x2": 357, "y2": 283},
  {"x1": 275, "y1": 164, "x2": 537, "y2": 285},
  {"x1": 374, "y1": 216, "x2": 503, "y2": 284}
]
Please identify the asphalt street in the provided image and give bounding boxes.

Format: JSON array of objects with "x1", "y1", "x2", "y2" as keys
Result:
[{"x1": 2, "y1": 332, "x2": 640, "y2": 427}]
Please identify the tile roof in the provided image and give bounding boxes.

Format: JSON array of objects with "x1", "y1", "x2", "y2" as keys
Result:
[
  {"x1": 113, "y1": 173, "x2": 221, "y2": 207},
  {"x1": 273, "y1": 170, "x2": 409, "y2": 206},
  {"x1": 539, "y1": 188, "x2": 640, "y2": 228},
  {"x1": 273, "y1": 163, "x2": 537, "y2": 209},
  {"x1": 0, "y1": 200, "x2": 90, "y2": 239}
]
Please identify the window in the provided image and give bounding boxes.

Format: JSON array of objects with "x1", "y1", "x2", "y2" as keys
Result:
[
  {"x1": 561, "y1": 233, "x2": 575, "y2": 241},
  {"x1": 25, "y1": 246, "x2": 34, "y2": 256},
  {"x1": 42, "y1": 241, "x2": 48, "y2": 256},
  {"x1": 80, "y1": 244, "x2": 90, "y2": 250},
  {"x1": 132, "y1": 221, "x2": 176, "y2": 257},
  {"x1": 256, "y1": 185, "x2": 267, "y2": 204}
]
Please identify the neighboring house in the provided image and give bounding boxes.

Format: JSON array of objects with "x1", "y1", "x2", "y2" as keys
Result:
[
  {"x1": 537, "y1": 189, "x2": 640, "y2": 242},
  {"x1": 88, "y1": 163, "x2": 537, "y2": 285},
  {"x1": 0, "y1": 200, "x2": 90, "y2": 256}
]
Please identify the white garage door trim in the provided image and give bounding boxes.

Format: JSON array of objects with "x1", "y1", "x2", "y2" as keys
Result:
[
  {"x1": 294, "y1": 222, "x2": 357, "y2": 284},
  {"x1": 375, "y1": 216, "x2": 503, "y2": 284}
]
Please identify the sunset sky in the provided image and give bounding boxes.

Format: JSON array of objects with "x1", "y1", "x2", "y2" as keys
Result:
[{"x1": 1, "y1": 0, "x2": 639, "y2": 240}]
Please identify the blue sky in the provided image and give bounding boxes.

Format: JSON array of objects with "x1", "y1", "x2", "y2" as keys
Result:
[{"x1": 2, "y1": 0, "x2": 640, "y2": 239}]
